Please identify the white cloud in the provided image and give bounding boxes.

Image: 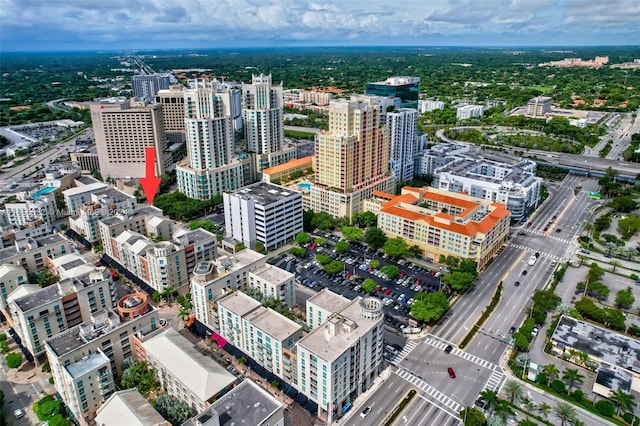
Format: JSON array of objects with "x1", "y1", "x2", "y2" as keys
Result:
[{"x1": 0, "y1": 0, "x2": 636, "y2": 50}]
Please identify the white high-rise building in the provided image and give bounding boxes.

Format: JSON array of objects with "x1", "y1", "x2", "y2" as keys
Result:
[
  {"x1": 242, "y1": 74, "x2": 284, "y2": 155},
  {"x1": 176, "y1": 79, "x2": 252, "y2": 200},
  {"x1": 387, "y1": 108, "x2": 419, "y2": 182},
  {"x1": 224, "y1": 182, "x2": 303, "y2": 251}
]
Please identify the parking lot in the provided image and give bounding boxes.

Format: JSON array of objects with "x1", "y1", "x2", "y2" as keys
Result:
[{"x1": 269, "y1": 233, "x2": 451, "y2": 334}]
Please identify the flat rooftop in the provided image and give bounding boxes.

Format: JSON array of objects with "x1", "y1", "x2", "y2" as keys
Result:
[
  {"x1": 551, "y1": 316, "x2": 640, "y2": 374},
  {"x1": 298, "y1": 297, "x2": 382, "y2": 363},
  {"x1": 244, "y1": 307, "x2": 301, "y2": 344},
  {"x1": 65, "y1": 350, "x2": 109, "y2": 378},
  {"x1": 436, "y1": 157, "x2": 539, "y2": 188},
  {"x1": 0, "y1": 233, "x2": 68, "y2": 261},
  {"x1": 252, "y1": 264, "x2": 293, "y2": 286},
  {"x1": 307, "y1": 288, "x2": 350, "y2": 313},
  {"x1": 183, "y1": 380, "x2": 282, "y2": 426},
  {"x1": 63, "y1": 182, "x2": 107, "y2": 196},
  {"x1": 13, "y1": 284, "x2": 60, "y2": 312},
  {"x1": 228, "y1": 181, "x2": 301, "y2": 206},
  {"x1": 595, "y1": 362, "x2": 632, "y2": 393},
  {"x1": 174, "y1": 227, "x2": 216, "y2": 245},
  {"x1": 218, "y1": 291, "x2": 261, "y2": 317},
  {"x1": 96, "y1": 389, "x2": 167, "y2": 426}
]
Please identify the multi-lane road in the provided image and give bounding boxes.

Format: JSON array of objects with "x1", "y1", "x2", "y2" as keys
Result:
[{"x1": 344, "y1": 173, "x2": 606, "y2": 426}]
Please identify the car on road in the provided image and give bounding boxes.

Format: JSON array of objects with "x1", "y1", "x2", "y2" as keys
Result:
[
  {"x1": 14, "y1": 408, "x2": 25, "y2": 419},
  {"x1": 360, "y1": 406, "x2": 372, "y2": 418},
  {"x1": 509, "y1": 326, "x2": 516, "y2": 334},
  {"x1": 447, "y1": 367, "x2": 456, "y2": 378},
  {"x1": 159, "y1": 319, "x2": 167, "y2": 327},
  {"x1": 514, "y1": 281, "x2": 520, "y2": 287},
  {"x1": 543, "y1": 227, "x2": 548, "y2": 231},
  {"x1": 556, "y1": 228, "x2": 562, "y2": 233},
  {"x1": 534, "y1": 252, "x2": 540, "y2": 258},
  {"x1": 444, "y1": 344, "x2": 453, "y2": 354},
  {"x1": 522, "y1": 270, "x2": 528, "y2": 276}
]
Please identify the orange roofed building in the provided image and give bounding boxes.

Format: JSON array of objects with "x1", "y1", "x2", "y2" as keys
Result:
[
  {"x1": 365, "y1": 186, "x2": 510, "y2": 270},
  {"x1": 262, "y1": 156, "x2": 313, "y2": 183}
]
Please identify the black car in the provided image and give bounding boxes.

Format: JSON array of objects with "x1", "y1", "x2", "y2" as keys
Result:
[
  {"x1": 556, "y1": 228, "x2": 562, "y2": 233},
  {"x1": 509, "y1": 326, "x2": 516, "y2": 334},
  {"x1": 534, "y1": 252, "x2": 540, "y2": 258},
  {"x1": 522, "y1": 270, "x2": 528, "y2": 276},
  {"x1": 514, "y1": 281, "x2": 520, "y2": 287},
  {"x1": 444, "y1": 344, "x2": 453, "y2": 354}
]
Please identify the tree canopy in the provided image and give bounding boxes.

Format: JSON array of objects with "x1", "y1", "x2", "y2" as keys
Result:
[
  {"x1": 341, "y1": 226, "x2": 363, "y2": 242},
  {"x1": 380, "y1": 265, "x2": 400, "y2": 279},
  {"x1": 383, "y1": 237, "x2": 408, "y2": 258},
  {"x1": 295, "y1": 232, "x2": 311, "y2": 244},
  {"x1": 335, "y1": 240, "x2": 350, "y2": 253},
  {"x1": 324, "y1": 261, "x2": 344, "y2": 275},
  {"x1": 442, "y1": 271, "x2": 476, "y2": 291},
  {"x1": 410, "y1": 291, "x2": 450, "y2": 323},
  {"x1": 362, "y1": 278, "x2": 377, "y2": 293},
  {"x1": 153, "y1": 192, "x2": 222, "y2": 221},
  {"x1": 189, "y1": 220, "x2": 216, "y2": 233},
  {"x1": 365, "y1": 227, "x2": 387, "y2": 250}
]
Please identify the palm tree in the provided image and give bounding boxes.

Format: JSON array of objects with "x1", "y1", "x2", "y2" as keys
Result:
[
  {"x1": 610, "y1": 389, "x2": 635, "y2": 415},
  {"x1": 504, "y1": 380, "x2": 523, "y2": 404},
  {"x1": 575, "y1": 351, "x2": 590, "y2": 367},
  {"x1": 494, "y1": 400, "x2": 516, "y2": 422},
  {"x1": 542, "y1": 364, "x2": 560, "y2": 386},
  {"x1": 554, "y1": 401, "x2": 577, "y2": 426},
  {"x1": 479, "y1": 389, "x2": 500, "y2": 414},
  {"x1": 611, "y1": 260, "x2": 621, "y2": 272},
  {"x1": 562, "y1": 368, "x2": 585, "y2": 394},
  {"x1": 520, "y1": 397, "x2": 536, "y2": 412},
  {"x1": 537, "y1": 402, "x2": 551, "y2": 419},
  {"x1": 517, "y1": 419, "x2": 538, "y2": 426}
]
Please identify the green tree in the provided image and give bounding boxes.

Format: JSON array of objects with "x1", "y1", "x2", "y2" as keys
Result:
[
  {"x1": 441, "y1": 271, "x2": 476, "y2": 291},
  {"x1": 295, "y1": 232, "x2": 311, "y2": 245},
  {"x1": 362, "y1": 278, "x2": 377, "y2": 293},
  {"x1": 615, "y1": 287, "x2": 635, "y2": 309},
  {"x1": 289, "y1": 247, "x2": 306, "y2": 257},
  {"x1": 562, "y1": 368, "x2": 585, "y2": 394},
  {"x1": 503, "y1": 380, "x2": 523, "y2": 404},
  {"x1": 410, "y1": 291, "x2": 450, "y2": 323},
  {"x1": 47, "y1": 414, "x2": 70, "y2": 426},
  {"x1": 324, "y1": 261, "x2": 344, "y2": 275},
  {"x1": 341, "y1": 226, "x2": 363, "y2": 242},
  {"x1": 553, "y1": 401, "x2": 577, "y2": 426},
  {"x1": 380, "y1": 265, "x2": 400, "y2": 279},
  {"x1": 121, "y1": 361, "x2": 159, "y2": 394},
  {"x1": 611, "y1": 195, "x2": 638, "y2": 213},
  {"x1": 383, "y1": 237, "x2": 408, "y2": 258},
  {"x1": 610, "y1": 389, "x2": 635, "y2": 416},
  {"x1": 460, "y1": 407, "x2": 486, "y2": 426},
  {"x1": 5, "y1": 352, "x2": 22, "y2": 368},
  {"x1": 457, "y1": 259, "x2": 479, "y2": 276},
  {"x1": 537, "y1": 402, "x2": 551, "y2": 419},
  {"x1": 310, "y1": 211, "x2": 336, "y2": 231},
  {"x1": 335, "y1": 240, "x2": 350, "y2": 254},
  {"x1": 316, "y1": 254, "x2": 331, "y2": 265},
  {"x1": 352, "y1": 211, "x2": 378, "y2": 228},
  {"x1": 369, "y1": 259, "x2": 380, "y2": 268},
  {"x1": 541, "y1": 364, "x2": 560, "y2": 387},
  {"x1": 364, "y1": 227, "x2": 387, "y2": 250},
  {"x1": 189, "y1": 220, "x2": 216, "y2": 233},
  {"x1": 33, "y1": 395, "x2": 62, "y2": 421},
  {"x1": 314, "y1": 237, "x2": 327, "y2": 245},
  {"x1": 478, "y1": 389, "x2": 500, "y2": 414},
  {"x1": 517, "y1": 419, "x2": 538, "y2": 426},
  {"x1": 587, "y1": 263, "x2": 605, "y2": 282}
]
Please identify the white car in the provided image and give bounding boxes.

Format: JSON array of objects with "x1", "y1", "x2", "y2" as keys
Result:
[
  {"x1": 14, "y1": 408, "x2": 25, "y2": 419},
  {"x1": 360, "y1": 406, "x2": 372, "y2": 418}
]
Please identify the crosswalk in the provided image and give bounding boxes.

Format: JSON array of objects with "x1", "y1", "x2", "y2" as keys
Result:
[
  {"x1": 422, "y1": 337, "x2": 500, "y2": 371},
  {"x1": 395, "y1": 367, "x2": 463, "y2": 416},
  {"x1": 509, "y1": 244, "x2": 562, "y2": 261},
  {"x1": 390, "y1": 340, "x2": 418, "y2": 365},
  {"x1": 517, "y1": 229, "x2": 571, "y2": 244},
  {"x1": 486, "y1": 368, "x2": 505, "y2": 392}
]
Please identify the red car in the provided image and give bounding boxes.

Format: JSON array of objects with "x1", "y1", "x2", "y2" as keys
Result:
[
  {"x1": 375, "y1": 285, "x2": 382, "y2": 292},
  {"x1": 447, "y1": 367, "x2": 456, "y2": 379},
  {"x1": 310, "y1": 243, "x2": 318, "y2": 250},
  {"x1": 384, "y1": 289, "x2": 392, "y2": 295},
  {"x1": 543, "y1": 227, "x2": 548, "y2": 232},
  {"x1": 399, "y1": 271, "x2": 406, "y2": 278}
]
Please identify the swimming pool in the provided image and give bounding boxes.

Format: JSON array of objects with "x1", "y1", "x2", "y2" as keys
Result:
[
  {"x1": 32, "y1": 186, "x2": 56, "y2": 200},
  {"x1": 298, "y1": 182, "x2": 311, "y2": 191}
]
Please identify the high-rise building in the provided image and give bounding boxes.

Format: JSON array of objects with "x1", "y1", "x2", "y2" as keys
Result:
[
  {"x1": 155, "y1": 84, "x2": 186, "y2": 144},
  {"x1": 310, "y1": 96, "x2": 394, "y2": 217},
  {"x1": 132, "y1": 74, "x2": 170, "y2": 103},
  {"x1": 0, "y1": 264, "x2": 27, "y2": 311},
  {"x1": 387, "y1": 108, "x2": 420, "y2": 182},
  {"x1": 176, "y1": 79, "x2": 252, "y2": 200},
  {"x1": 223, "y1": 182, "x2": 303, "y2": 250},
  {"x1": 90, "y1": 100, "x2": 171, "y2": 180},
  {"x1": 242, "y1": 74, "x2": 284, "y2": 155},
  {"x1": 242, "y1": 74, "x2": 295, "y2": 174},
  {"x1": 365, "y1": 76, "x2": 420, "y2": 109}
]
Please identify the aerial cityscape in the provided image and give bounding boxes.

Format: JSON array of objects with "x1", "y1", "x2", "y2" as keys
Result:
[{"x1": 0, "y1": 2, "x2": 639, "y2": 426}]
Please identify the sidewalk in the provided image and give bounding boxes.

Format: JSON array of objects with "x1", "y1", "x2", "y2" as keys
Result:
[{"x1": 332, "y1": 366, "x2": 392, "y2": 425}]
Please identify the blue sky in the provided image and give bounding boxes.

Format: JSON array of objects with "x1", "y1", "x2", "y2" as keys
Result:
[{"x1": 1, "y1": 0, "x2": 638, "y2": 52}]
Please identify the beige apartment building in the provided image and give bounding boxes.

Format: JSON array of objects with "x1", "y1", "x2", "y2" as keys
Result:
[
  {"x1": 311, "y1": 96, "x2": 394, "y2": 217},
  {"x1": 90, "y1": 100, "x2": 171, "y2": 180},
  {"x1": 155, "y1": 84, "x2": 186, "y2": 144}
]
